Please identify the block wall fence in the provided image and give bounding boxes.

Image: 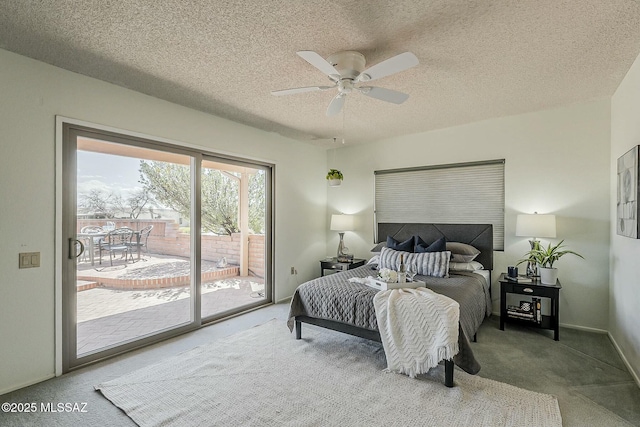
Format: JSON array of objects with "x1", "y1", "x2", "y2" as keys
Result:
[{"x1": 78, "y1": 219, "x2": 265, "y2": 278}]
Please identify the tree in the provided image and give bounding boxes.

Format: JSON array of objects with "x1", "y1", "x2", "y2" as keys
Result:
[
  {"x1": 201, "y1": 168, "x2": 240, "y2": 235},
  {"x1": 140, "y1": 161, "x2": 257, "y2": 235},
  {"x1": 127, "y1": 188, "x2": 155, "y2": 219},
  {"x1": 78, "y1": 187, "x2": 155, "y2": 219},
  {"x1": 248, "y1": 170, "x2": 266, "y2": 234},
  {"x1": 78, "y1": 189, "x2": 117, "y2": 218},
  {"x1": 139, "y1": 161, "x2": 266, "y2": 235}
]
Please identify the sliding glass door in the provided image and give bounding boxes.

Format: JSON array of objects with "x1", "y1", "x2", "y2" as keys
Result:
[
  {"x1": 200, "y1": 158, "x2": 269, "y2": 320},
  {"x1": 61, "y1": 123, "x2": 272, "y2": 371}
]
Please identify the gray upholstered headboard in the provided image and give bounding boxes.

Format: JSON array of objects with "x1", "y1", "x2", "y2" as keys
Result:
[{"x1": 376, "y1": 223, "x2": 494, "y2": 271}]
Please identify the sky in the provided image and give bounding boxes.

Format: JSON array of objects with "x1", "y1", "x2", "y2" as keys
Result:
[{"x1": 77, "y1": 151, "x2": 145, "y2": 200}]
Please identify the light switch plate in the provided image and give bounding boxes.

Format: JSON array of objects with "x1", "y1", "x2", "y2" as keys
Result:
[{"x1": 19, "y1": 252, "x2": 40, "y2": 268}]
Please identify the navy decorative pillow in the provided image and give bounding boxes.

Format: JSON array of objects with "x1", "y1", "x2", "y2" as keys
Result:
[
  {"x1": 414, "y1": 236, "x2": 447, "y2": 253},
  {"x1": 386, "y1": 235, "x2": 415, "y2": 252}
]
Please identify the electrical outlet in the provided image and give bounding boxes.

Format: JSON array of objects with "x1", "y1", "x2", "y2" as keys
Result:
[{"x1": 291, "y1": 267, "x2": 295, "y2": 275}]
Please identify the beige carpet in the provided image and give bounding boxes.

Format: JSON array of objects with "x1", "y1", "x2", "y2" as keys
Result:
[{"x1": 96, "y1": 320, "x2": 562, "y2": 426}]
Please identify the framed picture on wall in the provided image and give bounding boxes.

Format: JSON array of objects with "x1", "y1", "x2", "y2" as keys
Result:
[{"x1": 617, "y1": 145, "x2": 640, "y2": 238}]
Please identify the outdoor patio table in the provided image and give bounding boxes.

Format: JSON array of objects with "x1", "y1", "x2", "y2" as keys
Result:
[{"x1": 77, "y1": 230, "x2": 142, "y2": 266}]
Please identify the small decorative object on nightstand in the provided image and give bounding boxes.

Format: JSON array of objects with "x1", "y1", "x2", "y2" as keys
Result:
[
  {"x1": 320, "y1": 257, "x2": 365, "y2": 277},
  {"x1": 499, "y1": 273, "x2": 561, "y2": 341}
]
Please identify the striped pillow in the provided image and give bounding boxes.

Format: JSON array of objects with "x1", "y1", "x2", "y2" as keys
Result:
[
  {"x1": 379, "y1": 247, "x2": 451, "y2": 278},
  {"x1": 379, "y1": 247, "x2": 411, "y2": 271},
  {"x1": 413, "y1": 250, "x2": 451, "y2": 278}
]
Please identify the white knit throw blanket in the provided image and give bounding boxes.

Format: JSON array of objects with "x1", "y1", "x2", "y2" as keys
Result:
[{"x1": 373, "y1": 287, "x2": 460, "y2": 378}]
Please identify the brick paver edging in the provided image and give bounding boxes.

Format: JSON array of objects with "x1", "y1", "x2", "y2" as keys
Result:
[{"x1": 77, "y1": 266, "x2": 240, "y2": 290}]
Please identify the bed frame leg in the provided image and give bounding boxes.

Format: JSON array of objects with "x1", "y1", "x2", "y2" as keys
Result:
[
  {"x1": 444, "y1": 359, "x2": 454, "y2": 387},
  {"x1": 295, "y1": 320, "x2": 301, "y2": 340}
]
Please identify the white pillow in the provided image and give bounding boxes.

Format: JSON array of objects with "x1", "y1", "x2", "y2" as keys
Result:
[
  {"x1": 446, "y1": 242, "x2": 480, "y2": 263},
  {"x1": 449, "y1": 261, "x2": 484, "y2": 271}
]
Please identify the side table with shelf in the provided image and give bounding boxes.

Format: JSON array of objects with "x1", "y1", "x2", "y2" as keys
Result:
[
  {"x1": 499, "y1": 273, "x2": 561, "y2": 341},
  {"x1": 320, "y1": 258, "x2": 366, "y2": 277}
]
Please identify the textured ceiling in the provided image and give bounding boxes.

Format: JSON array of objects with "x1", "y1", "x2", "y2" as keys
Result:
[{"x1": 1, "y1": 1, "x2": 640, "y2": 146}]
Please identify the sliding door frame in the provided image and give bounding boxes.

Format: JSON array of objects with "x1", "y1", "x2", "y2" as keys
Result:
[{"x1": 57, "y1": 118, "x2": 274, "y2": 373}]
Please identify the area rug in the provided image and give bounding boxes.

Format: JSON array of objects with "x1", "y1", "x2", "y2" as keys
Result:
[{"x1": 96, "y1": 319, "x2": 562, "y2": 427}]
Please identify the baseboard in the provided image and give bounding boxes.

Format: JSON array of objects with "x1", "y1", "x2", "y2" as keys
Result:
[
  {"x1": 559, "y1": 322, "x2": 608, "y2": 334},
  {"x1": 0, "y1": 373, "x2": 55, "y2": 397},
  {"x1": 491, "y1": 312, "x2": 608, "y2": 334},
  {"x1": 608, "y1": 332, "x2": 640, "y2": 388}
]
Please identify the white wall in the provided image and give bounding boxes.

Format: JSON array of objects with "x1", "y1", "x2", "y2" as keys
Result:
[
  {"x1": 0, "y1": 49, "x2": 327, "y2": 394},
  {"x1": 327, "y1": 100, "x2": 611, "y2": 330},
  {"x1": 610, "y1": 51, "x2": 640, "y2": 383}
]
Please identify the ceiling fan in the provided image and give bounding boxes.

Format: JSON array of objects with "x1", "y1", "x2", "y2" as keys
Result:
[{"x1": 271, "y1": 50, "x2": 419, "y2": 116}]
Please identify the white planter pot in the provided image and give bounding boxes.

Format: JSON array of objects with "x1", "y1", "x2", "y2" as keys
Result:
[
  {"x1": 539, "y1": 267, "x2": 558, "y2": 285},
  {"x1": 328, "y1": 179, "x2": 342, "y2": 187}
]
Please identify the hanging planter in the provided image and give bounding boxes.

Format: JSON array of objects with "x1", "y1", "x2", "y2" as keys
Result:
[{"x1": 326, "y1": 169, "x2": 343, "y2": 187}]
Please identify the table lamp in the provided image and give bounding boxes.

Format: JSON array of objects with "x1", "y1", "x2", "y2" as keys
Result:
[
  {"x1": 330, "y1": 214, "x2": 355, "y2": 262},
  {"x1": 516, "y1": 212, "x2": 556, "y2": 276}
]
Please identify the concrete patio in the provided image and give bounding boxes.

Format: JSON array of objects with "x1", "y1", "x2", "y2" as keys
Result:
[{"x1": 76, "y1": 254, "x2": 265, "y2": 355}]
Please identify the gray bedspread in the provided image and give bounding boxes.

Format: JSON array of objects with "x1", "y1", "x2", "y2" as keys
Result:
[{"x1": 287, "y1": 264, "x2": 491, "y2": 375}]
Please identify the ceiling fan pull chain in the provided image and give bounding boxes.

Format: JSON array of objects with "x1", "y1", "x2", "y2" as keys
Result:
[{"x1": 342, "y1": 101, "x2": 346, "y2": 144}]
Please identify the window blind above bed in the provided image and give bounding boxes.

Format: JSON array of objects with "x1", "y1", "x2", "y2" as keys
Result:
[{"x1": 374, "y1": 160, "x2": 505, "y2": 250}]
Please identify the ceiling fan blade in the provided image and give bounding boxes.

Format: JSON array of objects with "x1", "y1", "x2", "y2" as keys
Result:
[
  {"x1": 271, "y1": 85, "x2": 335, "y2": 96},
  {"x1": 358, "y1": 86, "x2": 409, "y2": 104},
  {"x1": 326, "y1": 94, "x2": 346, "y2": 116},
  {"x1": 297, "y1": 51, "x2": 340, "y2": 78},
  {"x1": 357, "y1": 52, "x2": 419, "y2": 82}
]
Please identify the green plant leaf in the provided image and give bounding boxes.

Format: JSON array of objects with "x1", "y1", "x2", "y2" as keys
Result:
[
  {"x1": 518, "y1": 239, "x2": 583, "y2": 268},
  {"x1": 326, "y1": 169, "x2": 343, "y2": 180}
]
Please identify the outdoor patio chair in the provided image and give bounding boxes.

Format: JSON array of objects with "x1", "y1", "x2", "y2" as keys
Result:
[
  {"x1": 127, "y1": 225, "x2": 153, "y2": 261},
  {"x1": 99, "y1": 227, "x2": 134, "y2": 266},
  {"x1": 79, "y1": 225, "x2": 104, "y2": 262}
]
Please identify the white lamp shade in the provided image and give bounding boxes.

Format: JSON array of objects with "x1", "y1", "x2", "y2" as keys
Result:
[
  {"x1": 330, "y1": 214, "x2": 355, "y2": 231},
  {"x1": 516, "y1": 214, "x2": 556, "y2": 238}
]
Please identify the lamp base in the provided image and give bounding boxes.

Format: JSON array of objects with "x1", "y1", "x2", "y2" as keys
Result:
[
  {"x1": 337, "y1": 232, "x2": 352, "y2": 262},
  {"x1": 526, "y1": 239, "x2": 540, "y2": 277},
  {"x1": 525, "y1": 261, "x2": 539, "y2": 277}
]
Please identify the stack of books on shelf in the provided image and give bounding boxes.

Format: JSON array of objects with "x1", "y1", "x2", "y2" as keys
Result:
[{"x1": 507, "y1": 298, "x2": 542, "y2": 324}]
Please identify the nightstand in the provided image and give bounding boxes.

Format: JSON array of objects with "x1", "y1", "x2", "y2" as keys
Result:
[
  {"x1": 320, "y1": 258, "x2": 366, "y2": 277},
  {"x1": 499, "y1": 273, "x2": 561, "y2": 341}
]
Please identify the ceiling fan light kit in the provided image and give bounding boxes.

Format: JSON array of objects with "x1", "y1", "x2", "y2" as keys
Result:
[
  {"x1": 272, "y1": 50, "x2": 419, "y2": 117},
  {"x1": 327, "y1": 51, "x2": 366, "y2": 80}
]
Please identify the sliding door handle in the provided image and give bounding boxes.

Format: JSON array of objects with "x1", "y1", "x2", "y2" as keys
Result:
[{"x1": 69, "y1": 238, "x2": 84, "y2": 259}]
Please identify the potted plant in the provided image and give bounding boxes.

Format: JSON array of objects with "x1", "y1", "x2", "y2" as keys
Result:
[
  {"x1": 326, "y1": 169, "x2": 343, "y2": 187},
  {"x1": 518, "y1": 240, "x2": 584, "y2": 285}
]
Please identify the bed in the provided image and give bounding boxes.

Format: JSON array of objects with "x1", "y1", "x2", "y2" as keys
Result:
[{"x1": 287, "y1": 223, "x2": 493, "y2": 387}]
